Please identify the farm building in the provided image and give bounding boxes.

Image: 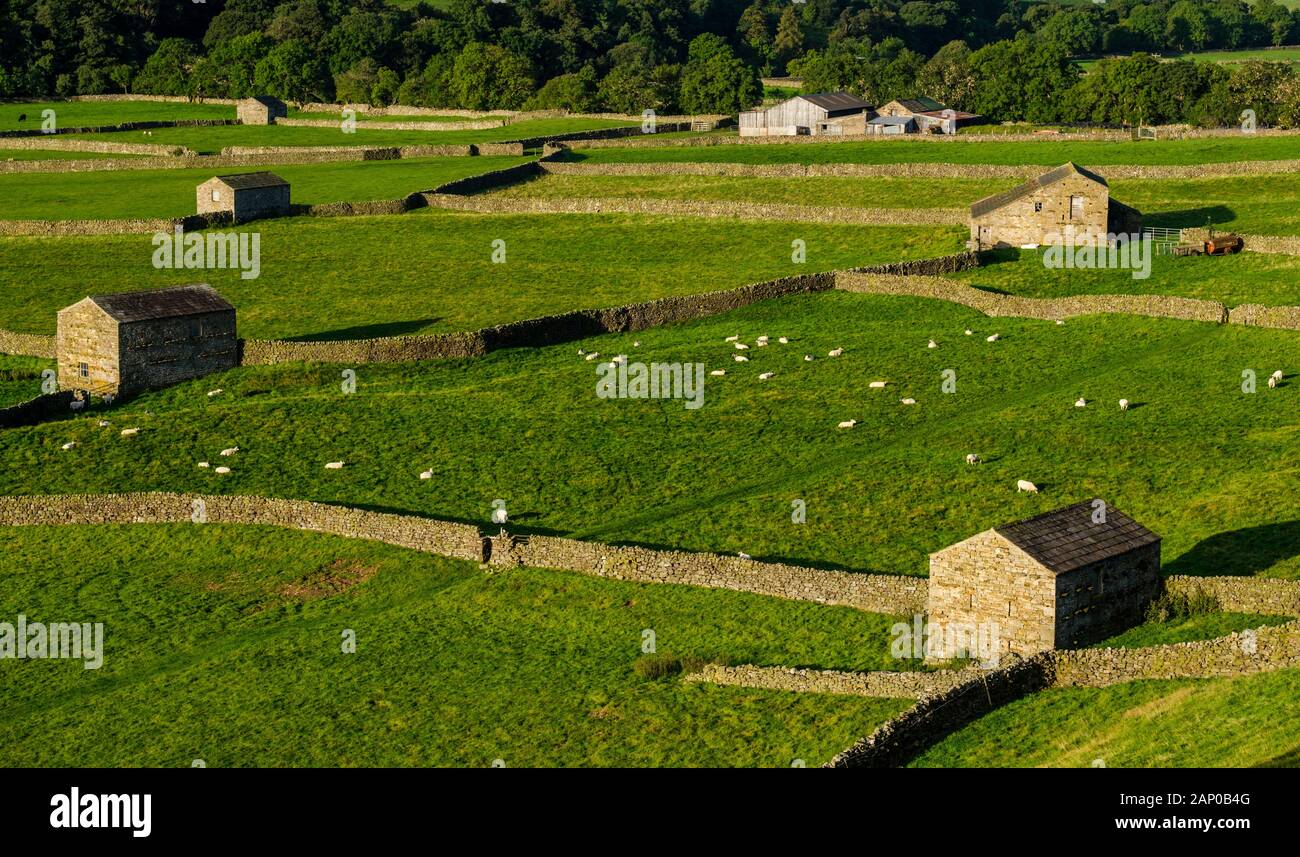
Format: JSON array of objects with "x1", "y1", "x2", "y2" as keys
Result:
[
  {"x1": 237, "y1": 95, "x2": 287, "y2": 125},
  {"x1": 197, "y1": 172, "x2": 291, "y2": 222},
  {"x1": 927, "y1": 500, "x2": 1162, "y2": 658},
  {"x1": 968, "y1": 162, "x2": 1143, "y2": 249},
  {"x1": 56, "y1": 284, "x2": 238, "y2": 397},
  {"x1": 739, "y1": 91, "x2": 874, "y2": 137},
  {"x1": 873, "y1": 98, "x2": 981, "y2": 135}
]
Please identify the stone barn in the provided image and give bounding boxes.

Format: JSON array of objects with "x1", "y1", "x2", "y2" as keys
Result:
[
  {"x1": 237, "y1": 95, "x2": 287, "y2": 125},
  {"x1": 197, "y1": 171, "x2": 290, "y2": 222},
  {"x1": 873, "y1": 98, "x2": 980, "y2": 134},
  {"x1": 969, "y1": 162, "x2": 1142, "y2": 249},
  {"x1": 56, "y1": 284, "x2": 238, "y2": 396},
  {"x1": 927, "y1": 500, "x2": 1162, "y2": 658},
  {"x1": 739, "y1": 91, "x2": 874, "y2": 137}
]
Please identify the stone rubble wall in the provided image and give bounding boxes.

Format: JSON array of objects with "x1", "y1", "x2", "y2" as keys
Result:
[
  {"x1": 1227, "y1": 303, "x2": 1300, "y2": 330},
  {"x1": 685, "y1": 663, "x2": 979, "y2": 699},
  {"x1": 0, "y1": 119, "x2": 235, "y2": 140},
  {"x1": 0, "y1": 137, "x2": 191, "y2": 156},
  {"x1": 0, "y1": 217, "x2": 180, "y2": 237},
  {"x1": 0, "y1": 329, "x2": 55, "y2": 358},
  {"x1": 1164, "y1": 575, "x2": 1300, "y2": 618},
  {"x1": 274, "y1": 117, "x2": 505, "y2": 131},
  {"x1": 1239, "y1": 234, "x2": 1300, "y2": 255},
  {"x1": 0, "y1": 391, "x2": 75, "y2": 427}
]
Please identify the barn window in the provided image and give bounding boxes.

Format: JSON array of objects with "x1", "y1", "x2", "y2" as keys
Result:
[
  {"x1": 1070, "y1": 195, "x2": 1085, "y2": 219},
  {"x1": 78, "y1": 362, "x2": 88, "y2": 378},
  {"x1": 1034, "y1": 202, "x2": 1042, "y2": 212},
  {"x1": 211, "y1": 189, "x2": 221, "y2": 202}
]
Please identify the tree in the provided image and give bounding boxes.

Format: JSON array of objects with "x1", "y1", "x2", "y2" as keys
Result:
[
  {"x1": 191, "y1": 32, "x2": 274, "y2": 100},
  {"x1": 334, "y1": 58, "x2": 381, "y2": 105},
  {"x1": 253, "y1": 38, "x2": 332, "y2": 104},
  {"x1": 774, "y1": 6, "x2": 805, "y2": 71},
  {"x1": 133, "y1": 39, "x2": 197, "y2": 97},
  {"x1": 679, "y1": 33, "x2": 760, "y2": 114},
  {"x1": 596, "y1": 62, "x2": 681, "y2": 114},
  {"x1": 916, "y1": 40, "x2": 975, "y2": 110},
  {"x1": 397, "y1": 53, "x2": 457, "y2": 107},
  {"x1": 450, "y1": 42, "x2": 535, "y2": 110},
  {"x1": 527, "y1": 65, "x2": 600, "y2": 112}
]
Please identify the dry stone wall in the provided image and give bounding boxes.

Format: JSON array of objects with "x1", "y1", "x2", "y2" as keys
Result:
[
  {"x1": 0, "y1": 392, "x2": 75, "y2": 428},
  {"x1": 686, "y1": 663, "x2": 978, "y2": 699},
  {"x1": 1164, "y1": 575, "x2": 1300, "y2": 618},
  {"x1": 0, "y1": 329, "x2": 55, "y2": 358},
  {"x1": 275, "y1": 117, "x2": 505, "y2": 131},
  {"x1": 0, "y1": 119, "x2": 234, "y2": 140},
  {"x1": 0, "y1": 137, "x2": 191, "y2": 156},
  {"x1": 0, "y1": 217, "x2": 178, "y2": 237}
]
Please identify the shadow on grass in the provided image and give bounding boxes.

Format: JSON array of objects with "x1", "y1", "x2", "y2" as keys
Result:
[
  {"x1": 288, "y1": 318, "x2": 440, "y2": 342},
  {"x1": 1253, "y1": 745, "x2": 1300, "y2": 768},
  {"x1": 1144, "y1": 205, "x2": 1237, "y2": 230},
  {"x1": 1163, "y1": 520, "x2": 1300, "y2": 578},
  {"x1": 974, "y1": 247, "x2": 1024, "y2": 268}
]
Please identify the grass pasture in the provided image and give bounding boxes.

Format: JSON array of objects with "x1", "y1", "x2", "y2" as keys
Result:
[{"x1": 0, "y1": 99, "x2": 234, "y2": 131}]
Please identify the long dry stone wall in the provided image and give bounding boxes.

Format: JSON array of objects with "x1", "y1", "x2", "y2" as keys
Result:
[
  {"x1": 686, "y1": 663, "x2": 979, "y2": 699},
  {"x1": 0, "y1": 329, "x2": 54, "y2": 358},
  {"x1": 0, "y1": 119, "x2": 235, "y2": 140},
  {"x1": 274, "y1": 117, "x2": 505, "y2": 131},
  {"x1": 0, "y1": 137, "x2": 191, "y2": 156},
  {"x1": 0, "y1": 392, "x2": 75, "y2": 428}
]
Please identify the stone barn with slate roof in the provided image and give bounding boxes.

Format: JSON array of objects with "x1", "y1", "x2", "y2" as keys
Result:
[
  {"x1": 968, "y1": 162, "x2": 1142, "y2": 249},
  {"x1": 927, "y1": 500, "x2": 1162, "y2": 658},
  {"x1": 739, "y1": 91, "x2": 874, "y2": 137},
  {"x1": 237, "y1": 95, "x2": 287, "y2": 125},
  {"x1": 56, "y1": 284, "x2": 238, "y2": 396},
  {"x1": 197, "y1": 172, "x2": 290, "y2": 221}
]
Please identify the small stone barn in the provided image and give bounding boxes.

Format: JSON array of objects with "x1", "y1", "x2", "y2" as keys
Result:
[
  {"x1": 874, "y1": 98, "x2": 980, "y2": 134},
  {"x1": 56, "y1": 284, "x2": 237, "y2": 396},
  {"x1": 927, "y1": 500, "x2": 1162, "y2": 657},
  {"x1": 237, "y1": 95, "x2": 287, "y2": 125},
  {"x1": 197, "y1": 171, "x2": 290, "y2": 221},
  {"x1": 739, "y1": 91, "x2": 874, "y2": 137},
  {"x1": 968, "y1": 162, "x2": 1142, "y2": 249}
]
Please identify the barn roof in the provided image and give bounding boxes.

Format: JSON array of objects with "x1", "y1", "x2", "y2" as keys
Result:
[
  {"x1": 210, "y1": 171, "x2": 288, "y2": 191},
  {"x1": 969, "y1": 162, "x2": 1108, "y2": 218},
  {"x1": 994, "y1": 499, "x2": 1160, "y2": 574},
  {"x1": 891, "y1": 97, "x2": 946, "y2": 113},
  {"x1": 869, "y1": 115, "x2": 915, "y2": 126},
  {"x1": 88, "y1": 284, "x2": 233, "y2": 324},
  {"x1": 798, "y1": 91, "x2": 873, "y2": 113},
  {"x1": 243, "y1": 95, "x2": 285, "y2": 107}
]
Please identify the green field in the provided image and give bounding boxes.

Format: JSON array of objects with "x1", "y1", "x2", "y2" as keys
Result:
[
  {"x1": 573, "y1": 135, "x2": 1300, "y2": 166},
  {"x1": 2, "y1": 293, "x2": 1295, "y2": 579},
  {"x1": 0, "y1": 99, "x2": 234, "y2": 131},
  {"x1": 0, "y1": 149, "x2": 143, "y2": 161},
  {"x1": 67, "y1": 117, "x2": 636, "y2": 154},
  {"x1": 912, "y1": 670, "x2": 1300, "y2": 767},
  {"x1": 0, "y1": 155, "x2": 531, "y2": 220},
  {"x1": 0, "y1": 522, "x2": 910, "y2": 766},
  {"x1": 0, "y1": 355, "x2": 48, "y2": 407},
  {"x1": 1080, "y1": 45, "x2": 1300, "y2": 71},
  {"x1": 288, "y1": 108, "x2": 498, "y2": 124},
  {"x1": 0, "y1": 216, "x2": 961, "y2": 338}
]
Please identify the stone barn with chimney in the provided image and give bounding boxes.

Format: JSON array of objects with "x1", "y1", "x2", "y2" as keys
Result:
[
  {"x1": 968, "y1": 162, "x2": 1142, "y2": 249},
  {"x1": 927, "y1": 499, "x2": 1162, "y2": 658},
  {"x1": 56, "y1": 284, "x2": 238, "y2": 396},
  {"x1": 237, "y1": 95, "x2": 287, "y2": 125},
  {"x1": 197, "y1": 171, "x2": 290, "y2": 222}
]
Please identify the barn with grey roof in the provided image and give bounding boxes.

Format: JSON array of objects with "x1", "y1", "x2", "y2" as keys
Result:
[
  {"x1": 739, "y1": 91, "x2": 875, "y2": 137},
  {"x1": 197, "y1": 171, "x2": 291, "y2": 221},
  {"x1": 56, "y1": 284, "x2": 238, "y2": 396},
  {"x1": 969, "y1": 162, "x2": 1142, "y2": 249},
  {"x1": 927, "y1": 499, "x2": 1162, "y2": 658}
]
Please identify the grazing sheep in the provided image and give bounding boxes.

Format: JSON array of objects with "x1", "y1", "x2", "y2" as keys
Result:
[
  {"x1": 758, "y1": 372, "x2": 774, "y2": 380},
  {"x1": 96, "y1": 420, "x2": 110, "y2": 427},
  {"x1": 197, "y1": 462, "x2": 209, "y2": 468},
  {"x1": 964, "y1": 329, "x2": 973, "y2": 336},
  {"x1": 419, "y1": 470, "x2": 433, "y2": 480},
  {"x1": 207, "y1": 389, "x2": 223, "y2": 397},
  {"x1": 710, "y1": 369, "x2": 726, "y2": 376},
  {"x1": 725, "y1": 335, "x2": 739, "y2": 342},
  {"x1": 325, "y1": 461, "x2": 345, "y2": 469},
  {"x1": 828, "y1": 348, "x2": 844, "y2": 357},
  {"x1": 869, "y1": 380, "x2": 887, "y2": 389},
  {"x1": 1119, "y1": 399, "x2": 1129, "y2": 411},
  {"x1": 1075, "y1": 398, "x2": 1086, "y2": 408},
  {"x1": 1056, "y1": 320, "x2": 1065, "y2": 325},
  {"x1": 69, "y1": 400, "x2": 85, "y2": 412},
  {"x1": 756, "y1": 340, "x2": 768, "y2": 347},
  {"x1": 1270, "y1": 370, "x2": 1283, "y2": 382},
  {"x1": 1017, "y1": 479, "x2": 1039, "y2": 493},
  {"x1": 837, "y1": 419, "x2": 858, "y2": 429},
  {"x1": 120, "y1": 427, "x2": 140, "y2": 436},
  {"x1": 215, "y1": 466, "x2": 231, "y2": 474},
  {"x1": 61, "y1": 441, "x2": 77, "y2": 450},
  {"x1": 584, "y1": 352, "x2": 600, "y2": 361},
  {"x1": 900, "y1": 397, "x2": 916, "y2": 405},
  {"x1": 965, "y1": 453, "x2": 981, "y2": 464},
  {"x1": 492, "y1": 507, "x2": 508, "y2": 524},
  {"x1": 220, "y1": 447, "x2": 239, "y2": 456},
  {"x1": 737, "y1": 552, "x2": 752, "y2": 560},
  {"x1": 927, "y1": 339, "x2": 938, "y2": 349},
  {"x1": 986, "y1": 333, "x2": 1000, "y2": 342},
  {"x1": 733, "y1": 342, "x2": 749, "y2": 350},
  {"x1": 578, "y1": 349, "x2": 585, "y2": 355},
  {"x1": 1268, "y1": 376, "x2": 1278, "y2": 389},
  {"x1": 612, "y1": 354, "x2": 628, "y2": 364},
  {"x1": 734, "y1": 354, "x2": 749, "y2": 362},
  {"x1": 804, "y1": 355, "x2": 814, "y2": 362},
  {"x1": 778, "y1": 337, "x2": 789, "y2": 344},
  {"x1": 633, "y1": 341, "x2": 641, "y2": 347}
]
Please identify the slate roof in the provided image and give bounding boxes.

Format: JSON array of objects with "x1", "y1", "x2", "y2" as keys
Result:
[
  {"x1": 994, "y1": 499, "x2": 1160, "y2": 574},
  {"x1": 210, "y1": 171, "x2": 288, "y2": 191},
  {"x1": 969, "y1": 162, "x2": 1108, "y2": 218},
  {"x1": 89, "y1": 284, "x2": 233, "y2": 324},
  {"x1": 245, "y1": 95, "x2": 285, "y2": 107},
  {"x1": 798, "y1": 91, "x2": 873, "y2": 114},
  {"x1": 891, "y1": 97, "x2": 945, "y2": 113}
]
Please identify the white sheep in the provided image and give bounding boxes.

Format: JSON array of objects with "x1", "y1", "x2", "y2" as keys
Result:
[
  {"x1": 492, "y1": 507, "x2": 508, "y2": 524},
  {"x1": 1268, "y1": 376, "x2": 1278, "y2": 389},
  {"x1": 1056, "y1": 320, "x2": 1065, "y2": 325},
  {"x1": 1119, "y1": 399, "x2": 1129, "y2": 411},
  {"x1": 734, "y1": 354, "x2": 749, "y2": 362},
  {"x1": 633, "y1": 341, "x2": 641, "y2": 347},
  {"x1": 758, "y1": 372, "x2": 774, "y2": 380},
  {"x1": 869, "y1": 380, "x2": 887, "y2": 389},
  {"x1": 325, "y1": 461, "x2": 345, "y2": 469},
  {"x1": 215, "y1": 466, "x2": 231, "y2": 474},
  {"x1": 1017, "y1": 479, "x2": 1039, "y2": 493},
  {"x1": 927, "y1": 339, "x2": 938, "y2": 349},
  {"x1": 737, "y1": 552, "x2": 752, "y2": 560},
  {"x1": 900, "y1": 397, "x2": 916, "y2": 405},
  {"x1": 96, "y1": 420, "x2": 110, "y2": 427},
  {"x1": 964, "y1": 329, "x2": 973, "y2": 336},
  {"x1": 220, "y1": 447, "x2": 239, "y2": 456},
  {"x1": 778, "y1": 337, "x2": 789, "y2": 344},
  {"x1": 61, "y1": 441, "x2": 77, "y2": 450},
  {"x1": 611, "y1": 354, "x2": 628, "y2": 364},
  {"x1": 965, "y1": 454, "x2": 981, "y2": 465},
  {"x1": 120, "y1": 427, "x2": 140, "y2": 436},
  {"x1": 207, "y1": 389, "x2": 223, "y2": 397},
  {"x1": 725, "y1": 335, "x2": 739, "y2": 342},
  {"x1": 828, "y1": 348, "x2": 844, "y2": 357},
  {"x1": 1270, "y1": 370, "x2": 1283, "y2": 382},
  {"x1": 1074, "y1": 398, "x2": 1086, "y2": 408},
  {"x1": 986, "y1": 333, "x2": 1000, "y2": 342},
  {"x1": 710, "y1": 369, "x2": 726, "y2": 376},
  {"x1": 837, "y1": 419, "x2": 858, "y2": 429},
  {"x1": 804, "y1": 355, "x2": 814, "y2": 362},
  {"x1": 584, "y1": 352, "x2": 600, "y2": 361},
  {"x1": 419, "y1": 470, "x2": 433, "y2": 480},
  {"x1": 733, "y1": 342, "x2": 749, "y2": 350},
  {"x1": 70, "y1": 400, "x2": 85, "y2": 412},
  {"x1": 197, "y1": 462, "x2": 209, "y2": 468}
]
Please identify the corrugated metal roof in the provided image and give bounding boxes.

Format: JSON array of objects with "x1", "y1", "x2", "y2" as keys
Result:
[
  {"x1": 89, "y1": 284, "x2": 234, "y2": 324},
  {"x1": 798, "y1": 91, "x2": 873, "y2": 113},
  {"x1": 995, "y1": 499, "x2": 1160, "y2": 574},
  {"x1": 869, "y1": 115, "x2": 915, "y2": 126},
  {"x1": 916, "y1": 109, "x2": 980, "y2": 120},
  {"x1": 893, "y1": 97, "x2": 945, "y2": 113},
  {"x1": 211, "y1": 171, "x2": 289, "y2": 191},
  {"x1": 970, "y1": 162, "x2": 1108, "y2": 219}
]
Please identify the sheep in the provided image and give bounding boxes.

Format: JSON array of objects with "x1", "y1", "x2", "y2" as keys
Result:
[
  {"x1": 1268, "y1": 376, "x2": 1278, "y2": 389},
  {"x1": 578, "y1": 349, "x2": 585, "y2": 355},
  {"x1": 419, "y1": 470, "x2": 433, "y2": 480},
  {"x1": 611, "y1": 354, "x2": 628, "y2": 364},
  {"x1": 1056, "y1": 320, "x2": 1065, "y2": 325},
  {"x1": 1017, "y1": 479, "x2": 1039, "y2": 493},
  {"x1": 927, "y1": 339, "x2": 938, "y2": 349},
  {"x1": 828, "y1": 348, "x2": 844, "y2": 357},
  {"x1": 492, "y1": 507, "x2": 508, "y2": 525},
  {"x1": 207, "y1": 389, "x2": 223, "y2": 397},
  {"x1": 804, "y1": 355, "x2": 814, "y2": 362},
  {"x1": 837, "y1": 419, "x2": 858, "y2": 429},
  {"x1": 725, "y1": 335, "x2": 739, "y2": 342},
  {"x1": 737, "y1": 552, "x2": 752, "y2": 560},
  {"x1": 758, "y1": 372, "x2": 774, "y2": 380},
  {"x1": 710, "y1": 369, "x2": 726, "y2": 376},
  {"x1": 778, "y1": 337, "x2": 789, "y2": 344},
  {"x1": 733, "y1": 342, "x2": 749, "y2": 350},
  {"x1": 734, "y1": 354, "x2": 749, "y2": 362},
  {"x1": 584, "y1": 352, "x2": 600, "y2": 361},
  {"x1": 755, "y1": 340, "x2": 768, "y2": 347},
  {"x1": 900, "y1": 397, "x2": 917, "y2": 405},
  {"x1": 965, "y1": 453, "x2": 981, "y2": 465},
  {"x1": 964, "y1": 329, "x2": 973, "y2": 336},
  {"x1": 96, "y1": 420, "x2": 110, "y2": 427},
  {"x1": 1119, "y1": 399, "x2": 1129, "y2": 411},
  {"x1": 633, "y1": 341, "x2": 641, "y2": 347},
  {"x1": 215, "y1": 466, "x2": 231, "y2": 475},
  {"x1": 61, "y1": 441, "x2": 77, "y2": 450},
  {"x1": 324, "y1": 461, "x2": 345, "y2": 469},
  {"x1": 220, "y1": 447, "x2": 239, "y2": 457},
  {"x1": 69, "y1": 400, "x2": 85, "y2": 412},
  {"x1": 1075, "y1": 398, "x2": 1087, "y2": 408},
  {"x1": 197, "y1": 462, "x2": 209, "y2": 468},
  {"x1": 120, "y1": 427, "x2": 140, "y2": 436},
  {"x1": 869, "y1": 380, "x2": 887, "y2": 389},
  {"x1": 986, "y1": 333, "x2": 1000, "y2": 342},
  {"x1": 1270, "y1": 370, "x2": 1283, "y2": 382}
]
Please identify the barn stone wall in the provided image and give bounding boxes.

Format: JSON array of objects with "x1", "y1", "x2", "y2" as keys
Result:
[
  {"x1": 970, "y1": 171, "x2": 1113, "y2": 248},
  {"x1": 116, "y1": 310, "x2": 238, "y2": 394},
  {"x1": 55, "y1": 302, "x2": 119, "y2": 393},
  {"x1": 0, "y1": 391, "x2": 76, "y2": 428},
  {"x1": 685, "y1": 663, "x2": 980, "y2": 699},
  {"x1": 1054, "y1": 542, "x2": 1162, "y2": 648}
]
